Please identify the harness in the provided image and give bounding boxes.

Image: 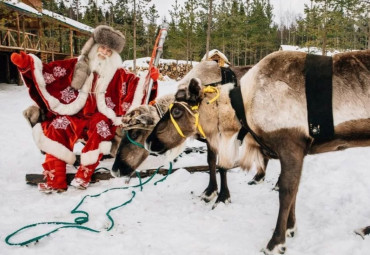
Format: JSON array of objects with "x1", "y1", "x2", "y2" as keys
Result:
[
  {"x1": 205, "y1": 66, "x2": 239, "y2": 87},
  {"x1": 169, "y1": 102, "x2": 207, "y2": 139},
  {"x1": 304, "y1": 54, "x2": 334, "y2": 140},
  {"x1": 229, "y1": 86, "x2": 278, "y2": 158},
  {"x1": 169, "y1": 66, "x2": 237, "y2": 139}
]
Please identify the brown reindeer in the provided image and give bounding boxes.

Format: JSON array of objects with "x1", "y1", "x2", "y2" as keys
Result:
[
  {"x1": 112, "y1": 60, "x2": 255, "y2": 207},
  {"x1": 145, "y1": 50, "x2": 370, "y2": 254}
]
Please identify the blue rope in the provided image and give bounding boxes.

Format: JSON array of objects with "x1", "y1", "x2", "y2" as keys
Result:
[{"x1": 5, "y1": 163, "x2": 173, "y2": 246}]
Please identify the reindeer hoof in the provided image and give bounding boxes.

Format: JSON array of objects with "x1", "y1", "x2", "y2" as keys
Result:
[
  {"x1": 261, "y1": 244, "x2": 286, "y2": 255},
  {"x1": 200, "y1": 190, "x2": 218, "y2": 203},
  {"x1": 354, "y1": 226, "x2": 370, "y2": 239},
  {"x1": 272, "y1": 184, "x2": 279, "y2": 191},
  {"x1": 286, "y1": 225, "x2": 297, "y2": 238},
  {"x1": 212, "y1": 198, "x2": 231, "y2": 210},
  {"x1": 248, "y1": 177, "x2": 265, "y2": 185}
]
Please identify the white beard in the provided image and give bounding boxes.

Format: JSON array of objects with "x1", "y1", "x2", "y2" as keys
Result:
[
  {"x1": 87, "y1": 44, "x2": 123, "y2": 76},
  {"x1": 89, "y1": 52, "x2": 110, "y2": 75}
]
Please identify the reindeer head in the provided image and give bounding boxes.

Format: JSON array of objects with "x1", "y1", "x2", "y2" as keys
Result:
[
  {"x1": 111, "y1": 94, "x2": 175, "y2": 177},
  {"x1": 146, "y1": 78, "x2": 204, "y2": 154},
  {"x1": 111, "y1": 105, "x2": 159, "y2": 177}
]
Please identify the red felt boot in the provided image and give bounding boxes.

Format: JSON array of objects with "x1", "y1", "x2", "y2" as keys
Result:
[
  {"x1": 71, "y1": 163, "x2": 97, "y2": 190},
  {"x1": 38, "y1": 159, "x2": 68, "y2": 193}
]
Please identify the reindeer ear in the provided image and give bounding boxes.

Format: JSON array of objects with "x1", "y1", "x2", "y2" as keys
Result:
[
  {"x1": 188, "y1": 78, "x2": 202, "y2": 103},
  {"x1": 136, "y1": 114, "x2": 154, "y2": 126},
  {"x1": 175, "y1": 89, "x2": 186, "y2": 101}
]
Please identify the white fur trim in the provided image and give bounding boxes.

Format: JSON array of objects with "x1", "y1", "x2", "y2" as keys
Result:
[
  {"x1": 30, "y1": 54, "x2": 91, "y2": 115},
  {"x1": 128, "y1": 71, "x2": 148, "y2": 112},
  {"x1": 80, "y1": 141, "x2": 112, "y2": 166},
  {"x1": 89, "y1": 44, "x2": 125, "y2": 125},
  {"x1": 32, "y1": 123, "x2": 76, "y2": 164}
]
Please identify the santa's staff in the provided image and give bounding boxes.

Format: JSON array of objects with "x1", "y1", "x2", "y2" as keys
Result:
[{"x1": 144, "y1": 23, "x2": 169, "y2": 105}]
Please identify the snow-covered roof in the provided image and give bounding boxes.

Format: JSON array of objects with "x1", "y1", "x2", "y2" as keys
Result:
[
  {"x1": 3, "y1": 0, "x2": 93, "y2": 33},
  {"x1": 42, "y1": 9, "x2": 93, "y2": 33},
  {"x1": 3, "y1": 0, "x2": 41, "y2": 16},
  {"x1": 201, "y1": 49, "x2": 230, "y2": 64}
]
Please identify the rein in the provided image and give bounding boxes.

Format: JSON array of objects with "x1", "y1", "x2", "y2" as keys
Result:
[
  {"x1": 126, "y1": 131, "x2": 145, "y2": 148},
  {"x1": 5, "y1": 162, "x2": 173, "y2": 246}
]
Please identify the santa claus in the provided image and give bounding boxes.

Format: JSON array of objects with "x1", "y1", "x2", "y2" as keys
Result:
[{"x1": 11, "y1": 25, "x2": 159, "y2": 193}]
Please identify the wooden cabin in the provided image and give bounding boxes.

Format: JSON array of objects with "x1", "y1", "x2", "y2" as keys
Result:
[{"x1": 0, "y1": 0, "x2": 93, "y2": 84}]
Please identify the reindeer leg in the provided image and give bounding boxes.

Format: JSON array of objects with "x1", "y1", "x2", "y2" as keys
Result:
[
  {"x1": 262, "y1": 146, "x2": 304, "y2": 255},
  {"x1": 286, "y1": 193, "x2": 297, "y2": 238},
  {"x1": 213, "y1": 168, "x2": 231, "y2": 209},
  {"x1": 248, "y1": 157, "x2": 269, "y2": 185},
  {"x1": 200, "y1": 142, "x2": 218, "y2": 203},
  {"x1": 355, "y1": 226, "x2": 370, "y2": 239}
]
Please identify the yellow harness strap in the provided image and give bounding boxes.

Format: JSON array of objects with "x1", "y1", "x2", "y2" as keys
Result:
[
  {"x1": 191, "y1": 105, "x2": 207, "y2": 139},
  {"x1": 169, "y1": 103, "x2": 207, "y2": 139},
  {"x1": 203, "y1": 86, "x2": 220, "y2": 104},
  {"x1": 169, "y1": 103, "x2": 186, "y2": 138}
]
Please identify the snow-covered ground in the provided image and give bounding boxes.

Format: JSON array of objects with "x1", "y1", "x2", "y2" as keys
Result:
[{"x1": 1, "y1": 78, "x2": 370, "y2": 255}]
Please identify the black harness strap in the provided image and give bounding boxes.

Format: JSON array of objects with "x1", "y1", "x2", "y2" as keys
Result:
[
  {"x1": 221, "y1": 67, "x2": 238, "y2": 87},
  {"x1": 304, "y1": 54, "x2": 334, "y2": 141},
  {"x1": 205, "y1": 67, "x2": 238, "y2": 87},
  {"x1": 229, "y1": 87, "x2": 277, "y2": 158}
]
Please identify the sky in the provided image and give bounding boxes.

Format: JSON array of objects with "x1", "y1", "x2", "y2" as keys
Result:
[
  {"x1": 1, "y1": 59, "x2": 370, "y2": 254},
  {"x1": 151, "y1": 0, "x2": 311, "y2": 25}
]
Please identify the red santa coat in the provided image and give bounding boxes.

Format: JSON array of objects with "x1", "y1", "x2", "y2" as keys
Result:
[{"x1": 19, "y1": 54, "x2": 157, "y2": 166}]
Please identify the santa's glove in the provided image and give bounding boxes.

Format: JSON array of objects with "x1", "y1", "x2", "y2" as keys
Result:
[
  {"x1": 11, "y1": 51, "x2": 32, "y2": 70},
  {"x1": 71, "y1": 58, "x2": 91, "y2": 90},
  {"x1": 23, "y1": 105, "x2": 45, "y2": 127},
  {"x1": 149, "y1": 66, "x2": 160, "y2": 81}
]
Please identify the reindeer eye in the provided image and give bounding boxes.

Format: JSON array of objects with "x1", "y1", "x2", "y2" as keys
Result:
[
  {"x1": 171, "y1": 106, "x2": 183, "y2": 119},
  {"x1": 129, "y1": 130, "x2": 140, "y2": 140}
]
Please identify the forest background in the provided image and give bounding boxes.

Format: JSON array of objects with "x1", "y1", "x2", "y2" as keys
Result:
[{"x1": 3, "y1": 0, "x2": 370, "y2": 67}]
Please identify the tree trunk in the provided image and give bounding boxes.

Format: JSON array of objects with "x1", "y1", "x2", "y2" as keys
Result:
[
  {"x1": 133, "y1": 0, "x2": 137, "y2": 74},
  {"x1": 205, "y1": 0, "x2": 213, "y2": 59}
]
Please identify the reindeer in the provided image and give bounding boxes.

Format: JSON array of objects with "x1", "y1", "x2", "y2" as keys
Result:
[
  {"x1": 111, "y1": 60, "x2": 258, "y2": 207},
  {"x1": 145, "y1": 50, "x2": 370, "y2": 254}
]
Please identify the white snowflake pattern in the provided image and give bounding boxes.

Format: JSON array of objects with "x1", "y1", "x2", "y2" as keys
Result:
[
  {"x1": 53, "y1": 66, "x2": 67, "y2": 78},
  {"x1": 61, "y1": 87, "x2": 77, "y2": 103},
  {"x1": 51, "y1": 116, "x2": 70, "y2": 130},
  {"x1": 96, "y1": 120, "x2": 111, "y2": 138},
  {"x1": 122, "y1": 102, "x2": 131, "y2": 112},
  {"x1": 121, "y1": 82, "x2": 127, "y2": 96},
  {"x1": 43, "y1": 72, "x2": 55, "y2": 84},
  {"x1": 105, "y1": 97, "x2": 116, "y2": 109}
]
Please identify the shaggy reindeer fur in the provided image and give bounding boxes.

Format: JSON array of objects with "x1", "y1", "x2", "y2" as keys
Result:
[
  {"x1": 146, "y1": 50, "x2": 370, "y2": 254},
  {"x1": 175, "y1": 61, "x2": 267, "y2": 183}
]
